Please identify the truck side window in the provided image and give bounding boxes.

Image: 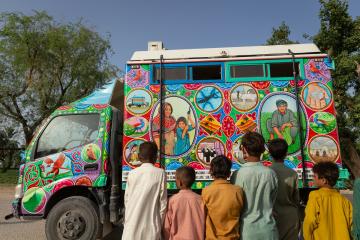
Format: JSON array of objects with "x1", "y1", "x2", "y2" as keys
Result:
[{"x1": 35, "y1": 114, "x2": 100, "y2": 159}]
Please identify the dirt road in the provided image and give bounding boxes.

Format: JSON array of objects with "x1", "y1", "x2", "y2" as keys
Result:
[{"x1": 0, "y1": 185, "x2": 122, "y2": 240}]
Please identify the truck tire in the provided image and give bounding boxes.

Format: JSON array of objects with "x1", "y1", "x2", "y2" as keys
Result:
[{"x1": 45, "y1": 196, "x2": 101, "y2": 240}]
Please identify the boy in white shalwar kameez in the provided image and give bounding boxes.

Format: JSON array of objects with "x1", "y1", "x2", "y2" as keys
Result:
[{"x1": 122, "y1": 141, "x2": 167, "y2": 240}]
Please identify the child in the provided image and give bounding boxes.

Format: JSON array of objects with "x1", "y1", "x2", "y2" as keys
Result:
[
  {"x1": 174, "y1": 113, "x2": 195, "y2": 155},
  {"x1": 231, "y1": 132, "x2": 278, "y2": 240},
  {"x1": 202, "y1": 155, "x2": 244, "y2": 239},
  {"x1": 163, "y1": 166, "x2": 205, "y2": 240},
  {"x1": 268, "y1": 139, "x2": 300, "y2": 240},
  {"x1": 122, "y1": 141, "x2": 167, "y2": 240},
  {"x1": 303, "y1": 161, "x2": 352, "y2": 240}
]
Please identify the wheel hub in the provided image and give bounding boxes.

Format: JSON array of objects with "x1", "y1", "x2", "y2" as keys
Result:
[{"x1": 57, "y1": 211, "x2": 86, "y2": 239}]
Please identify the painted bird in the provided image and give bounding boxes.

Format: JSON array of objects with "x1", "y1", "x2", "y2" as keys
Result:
[
  {"x1": 87, "y1": 145, "x2": 97, "y2": 161},
  {"x1": 313, "y1": 115, "x2": 332, "y2": 131},
  {"x1": 133, "y1": 118, "x2": 145, "y2": 132},
  {"x1": 133, "y1": 70, "x2": 142, "y2": 81},
  {"x1": 309, "y1": 62, "x2": 329, "y2": 80},
  {"x1": 45, "y1": 154, "x2": 67, "y2": 177}
]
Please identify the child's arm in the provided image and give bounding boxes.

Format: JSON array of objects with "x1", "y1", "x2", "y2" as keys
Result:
[
  {"x1": 303, "y1": 192, "x2": 319, "y2": 240},
  {"x1": 163, "y1": 199, "x2": 172, "y2": 240},
  {"x1": 345, "y1": 199, "x2": 353, "y2": 236},
  {"x1": 182, "y1": 125, "x2": 188, "y2": 139},
  {"x1": 188, "y1": 114, "x2": 195, "y2": 129},
  {"x1": 159, "y1": 171, "x2": 168, "y2": 225},
  {"x1": 176, "y1": 127, "x2": 185, "y2": 140}
]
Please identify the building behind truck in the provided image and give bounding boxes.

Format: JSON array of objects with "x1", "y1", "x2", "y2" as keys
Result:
[{"x1": 7, "y1": 42, "x2": 349, "y2": 240}]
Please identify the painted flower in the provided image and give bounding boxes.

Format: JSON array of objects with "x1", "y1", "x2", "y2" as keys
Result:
[
  {"x1": 251, "y1": 81, "x2": 270, "y2": 89},
  {"x1": 150, "y1": 85, "x2": 160, "y2": 93},
  {"x1": 188, "y1": 161, "x2": 206, "y2": 170},
  {"x1": 75, "y1": 176, "x2": 92, "y2": 186},
  {"x1": 222, "y1": 116, "x2": 235, "y2": 137},
  {"x1": 290, "y1": 80, "x2": 305, "y2": 87},
  {"x1": 184, "y1": 83, "x2": 202, "y2": 90},
  {"x1": 226, "y1": 139, "x2": 232, "y2": 151},
  {"x1": 223, "y1": 90, "x2": 230, "y2": 100},
  {"x1": 185, "y1": 91, "x2": 192, "y2": 97},
  {"x1": 52, "y1": 179, "x2": 74, "y2": 193},
  {"x1": 93, "y1": 104, "x2": 108, "y2": 109},
  {"x1": 224, "y1": 101, "x2": 231, "y2": 115}
]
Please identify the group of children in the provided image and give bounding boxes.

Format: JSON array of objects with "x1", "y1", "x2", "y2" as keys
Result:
[{"x1": 122, "y1": 132, "x2": 353, "y2": 240}]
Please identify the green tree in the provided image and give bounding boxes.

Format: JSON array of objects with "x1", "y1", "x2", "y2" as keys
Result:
[
  {"x1": 0, "y1": 126, "x2": 20, "y2": 173},
  {"x1": 0, "y1": 11, "x2": 118, "y2": 144},
  {"x1": 312, "y1": 0, "x2": 360, "y2": 176},
  {"x1": 266, "y1": 21, "x2": 298, "y2": 45}
]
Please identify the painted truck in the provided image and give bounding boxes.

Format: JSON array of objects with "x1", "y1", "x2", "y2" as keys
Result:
[{"x1": 7, "y1": 42, "x2": 349, "y2": 240}]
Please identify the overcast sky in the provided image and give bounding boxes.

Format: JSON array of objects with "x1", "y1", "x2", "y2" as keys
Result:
[{"x1": 1, "y1": 0, "x2": 359, "y2": 70}]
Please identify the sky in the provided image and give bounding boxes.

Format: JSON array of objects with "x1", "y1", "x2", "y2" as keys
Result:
[{"x1": 1, "y1": 0, "x2": 359, "y2": 71}]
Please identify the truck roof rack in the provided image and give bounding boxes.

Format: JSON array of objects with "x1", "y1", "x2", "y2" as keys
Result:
[{"x1": 130, "y1": 43, "x2": 322, "y2": 62}]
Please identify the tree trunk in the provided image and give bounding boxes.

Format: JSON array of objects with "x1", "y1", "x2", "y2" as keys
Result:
[{"x1": 341, "y1": 138, "x2": 360, "y2": 178}]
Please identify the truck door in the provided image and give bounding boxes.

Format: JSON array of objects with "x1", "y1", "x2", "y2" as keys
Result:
[{"x1": 21, "y1": 113, "x2": 101, "y2": 215}]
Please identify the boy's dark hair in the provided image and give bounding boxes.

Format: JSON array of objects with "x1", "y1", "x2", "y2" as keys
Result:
[
  {"x1": 210, "y1": 155, "x2": 232, "y2": 179},
  {"x1": 241, "y1": 132, "x2": 265, "y2": 158},
  {"x1": 313, "y1": 161, "x2": 339, "y2": 187},
  {"x1": 176, "y1": 117, "x2": 188, "y2": 126},
  {"x1": 138, "y1": 141, "x2": 158, "y2": 163},
  {"x1": 268, "y1": 138, "x2": 288, "y2": 161},
  {"x1": 176, "y1": 166, "x2": 195, "y2": 188}
]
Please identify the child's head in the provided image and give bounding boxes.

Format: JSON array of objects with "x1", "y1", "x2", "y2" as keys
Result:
[
  {"x1": 241, "y1": 132, "x2": 265, "y2": 159},
  {"x1": 176, "y1": 117, "x2": 187, "y2": 129},
  {"x1": 210, "y1": 155, "x2": 232, "y2": 179},
  {"x1": 130, "y1": 144, "x2": 138, "y2": 152},
  {"x1": 268, "y1": 138, "x2": 288, "y2": 162},
  {"x1": 175, "y1": 166, "x2": 195, "y2": 190},
  {"x1": 312, "y1": 161, "x2": 339, "y2": 188},
  {"x1": 138, "y1": 141, "x2": 158, "y2": 164}
]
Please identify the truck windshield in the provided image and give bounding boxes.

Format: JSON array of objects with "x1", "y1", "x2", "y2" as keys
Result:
[{"x1": 35, "y1": 114, "x2": 100, "y2": 159}]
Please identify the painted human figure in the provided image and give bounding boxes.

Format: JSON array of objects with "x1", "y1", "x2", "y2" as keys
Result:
[
  {"x1": 174, "y1": 112, "x2": 195, "y2": 155},
  {"x1": 152, "y1": 102, "x2": 176, "y2": 155},
  {"x1": 126, "y1": 144, "x2": 139, "y2": 163},
  {"x1": 305, "y1": 83, "x2": 330, "y2": 109},
  {"x1": 210, "y1": 148, "x2": 217, "y2": 161},
  {"x1": 266, "y1": 99, "x2": 298, "y2": 145},
  {"x1": 202, "y1": 147, "x2": 212, "y2": 163}
]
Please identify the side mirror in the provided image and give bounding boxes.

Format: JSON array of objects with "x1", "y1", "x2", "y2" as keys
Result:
[{"x1": 19, "y1": 150, "x2": 26, "y2": 164}]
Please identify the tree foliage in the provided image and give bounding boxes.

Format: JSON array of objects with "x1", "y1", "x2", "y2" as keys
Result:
[
  {"x1": 0, "y1": 11, "x2": 118, "y2": 144},
  {"x1": 312, "y1": 0, "x2": 360, "y2": 176},
  {"x1": 0, "y1": 126, "x2": 20, "y2": 172},
  {"x1": 266, "y1": 21, "x2": 298, "y2": 45}
]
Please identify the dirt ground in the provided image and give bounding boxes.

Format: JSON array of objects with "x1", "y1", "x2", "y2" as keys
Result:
[
  {"x1": 0, "y1": 185, "x2": 353, "y2": 240},
  {"x1": 0, "y1": 185, "x2": 122, "y2": 240}
]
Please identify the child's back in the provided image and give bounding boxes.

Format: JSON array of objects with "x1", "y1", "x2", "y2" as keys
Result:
[
  {"x1": 122, "y1": 142, "x2": 167, "y2": 240},
  {"x1": 303, "y1": 161, "x2": 352, "y2": 240},
  {"x1": 202, "y1": 155, "x2": 244, "y2": 240},
  {"x1": 303, "y1": 188, "x2": 352, "y2": 240},
  {"x1": 268, "y1": 139, "x2": 300, "y2": 240},
  {"x1": 164, "y1": 190, "x2": 205, "y2": 240},
  {"x1": 202, "y1": 180, "x2": 243, "y2": 239},
  {"x1": 270, "y1": 163, "x2": 299, "y2": 240}
]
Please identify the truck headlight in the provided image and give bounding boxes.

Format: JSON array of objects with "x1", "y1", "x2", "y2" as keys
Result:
[{"x1": 14, "y1": 184, "x2": 22, "y2": 199}]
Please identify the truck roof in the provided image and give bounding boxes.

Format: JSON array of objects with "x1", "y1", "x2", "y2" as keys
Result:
[{"x1": 129, "y1": 43, "x2": 324, "y2": 63}]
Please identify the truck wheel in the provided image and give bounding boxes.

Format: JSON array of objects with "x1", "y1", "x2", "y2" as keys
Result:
[{"x1": 45, "y1": 196, "x2": 101, "y2": 240}]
